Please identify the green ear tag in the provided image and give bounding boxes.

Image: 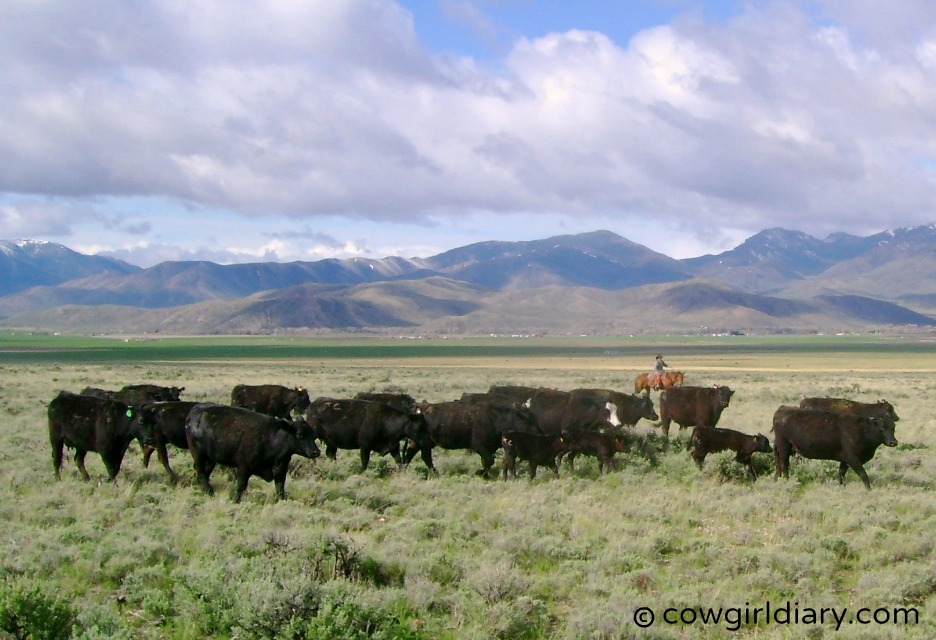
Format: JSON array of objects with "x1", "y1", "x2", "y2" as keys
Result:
[{"x1": 126, "y1": 409, "x2": 134, "y2": 418}]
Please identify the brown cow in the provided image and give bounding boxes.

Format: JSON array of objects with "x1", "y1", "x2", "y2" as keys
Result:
[
  {"x1": 772, "y1": 406, "x2": 897, "y2": 489},
  {"x1": 799, "y1": 397, "x2": 899, "y2": 424},
  {"x1": 689, "y1": 426, "x2": 772, "y2": 481},
  {"x1": 501, "y1": 431, "x2": 569, "y2": 480},
  {"x1": 658, "y1": 385, "x2": 734, "y2": 437},
  {"x1": 564, "y1": 431, "x2": 632, "y2": 474}
]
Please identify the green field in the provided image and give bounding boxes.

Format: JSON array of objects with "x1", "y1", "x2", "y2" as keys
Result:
[{"x1": 0, "y1": 335, "x2": 933, "y2": 639}]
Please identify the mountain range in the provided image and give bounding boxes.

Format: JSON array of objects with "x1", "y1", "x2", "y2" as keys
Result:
[{"x1": 3, "y1": 225, "x2": 936, "y2": 335}]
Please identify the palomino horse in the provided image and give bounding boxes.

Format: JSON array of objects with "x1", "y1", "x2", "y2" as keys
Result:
[{"x1": 634, "y1": 371, "x2": 685, "y2": 394}]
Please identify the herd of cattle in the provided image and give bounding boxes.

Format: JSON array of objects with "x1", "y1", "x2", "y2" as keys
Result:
[{"x1": 46, "y1": 380, "x2": 901, "y2": 501}]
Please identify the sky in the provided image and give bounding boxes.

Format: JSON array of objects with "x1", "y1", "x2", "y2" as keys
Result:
[{"x1": 3, "y1": 0, "x2": 936, "y2": 267}]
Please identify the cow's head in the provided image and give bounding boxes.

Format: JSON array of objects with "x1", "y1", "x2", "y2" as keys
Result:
[
  {"x1": 126, "y1": 403, "x2": 157, "y2": 446},
  {"x1": 716, "y1": 386, "x2": 734, "y2": 407},
  {"x1": 404, "y1": 408, "x2": 431, "y2": 446},
  {"x1": 637, "y1": 394, "x2": 659, "y2": 421},
  {"x1": 612, "y1": 434, "x2": 632, "y2": 454},
  {"x1": 753, "y1": 433, "x2": 772, "y2": 454},
  {"x1": 284, "y1": 417, "x2": 322, "y2": 459},
  {"x1": 872, "y1": 417, "x2": 898, "y2": 448},
  {"x1": 877, "y1": 399, "x2": 899, "y2": 422},
  {"x1": 290, "y1": 387, "x2": 312, "y2": 415}
]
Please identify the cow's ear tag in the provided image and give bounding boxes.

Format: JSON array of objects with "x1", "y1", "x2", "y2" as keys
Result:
[{"x1": 126, "y1": 409, "x2": 134, "y2": 418}]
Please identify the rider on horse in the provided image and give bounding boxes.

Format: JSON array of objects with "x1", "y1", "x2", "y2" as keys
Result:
[{"x1": 650, "y1": 354, "x2": 668, "y2": 388}]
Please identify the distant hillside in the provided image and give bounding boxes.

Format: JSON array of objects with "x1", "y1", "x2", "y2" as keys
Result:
[
  {"x1": 2, "y1": 226, "x2": 936, "y2": 335},
  {"x1": 0, "y1": 240, "x2": 138, "y2": 297},
  {"x1": 5, "y1": 277, "x2": 933, "y2": 336},
  {"x1": 425, "y1": 230, "x2": 692, "y2": 289}
]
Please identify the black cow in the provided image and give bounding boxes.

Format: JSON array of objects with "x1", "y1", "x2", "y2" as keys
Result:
[
  {"x1": 406, "y1": 398, "x2": 541, "y2": 477},
  {"x1": 524, "y1": 388, "x2": 617, "y2": 437},
  {"x1": 501, "y1": 431, "x2": 569, "y2": 479},
  {"x1": 354, "y1": 391, "x2": 418, "y2": 412},
  {"x1": 564, "y1": 431, "x2": 633, "y2": 474},
  {"x1": 48, "y1": 390, "x2": 155, "y2": 481},
  {"x1": 81, "y1": 384, "x2": 183, "y2": 406},
  {"x1": 570, "y1": 388, "x2": 658, "y2": 427},
  {"x1": 487, "y1": 385, "x2": 544, "y2": 401},
  {"x1": 121, "y1": 384, "x2": 185, "y2": 401},
  {"x1": 658, "y1": 385, "x2": 734, "y2": 437},
  {"x1": 306, "y1": 397, "x2": 430, "y2": 472},
  {"x1": 185, "y1": 404, "x2": 321, "y2": 502},
  {"x1": 140, "y1": 400, "x2": 202, "y2": 483},
  {"x1": 689, "y1": 426, "x2": 772, "y2": 481},
  {"x1": 799, "y1": 397, "x2": 899, "y2": 423},
  {"x1": 230, "y1": 384, "x2": 311, "y2": 419},
  {"x1": 772, "y1": 406, "x2": 898, "y2": 489}
]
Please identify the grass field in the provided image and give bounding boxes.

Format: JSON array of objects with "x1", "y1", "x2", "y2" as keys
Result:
[{"x1": 0, "y1": 335, "x2": 934, "y2": 639}]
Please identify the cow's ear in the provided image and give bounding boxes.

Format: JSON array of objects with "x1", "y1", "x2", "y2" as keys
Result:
[{"x1": 280, "y1": 419, "x2": 300, "y2": 435}]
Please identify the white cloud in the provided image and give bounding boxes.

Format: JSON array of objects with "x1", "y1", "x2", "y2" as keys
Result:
[{"x1": 3, "y1": 0, "x2": 936, "y2": 263}]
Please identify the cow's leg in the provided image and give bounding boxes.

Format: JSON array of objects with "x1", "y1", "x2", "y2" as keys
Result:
[
  {"x1": 735, "y1": 453, "x2": 757, "y2": 481},
  {"x1": 402, "y1": 440, "x2": 421, "y2": 465},
  {"x1": 142, "y1": 445, "x2": 155, "y2": 468},
  {"x1": 774, "y1": 440, "x2": 790, "y2": 480},
  {"x1": 599, "y1": 455, "x2": 612, "y2": 475},
  {"x1": 564, "y1": 452, "x2": 576, "y2": 471},
  {"x1": 660, "y1": 419, "x2": 671, "y2": 438},
  {"x1": 836, "y1": 461, "x2": 851, "y2": 485},
  {"x1": 102, "y1": 455, "x2": 121, "y2": 482},
  {"x1": 75, "y1": 450, "x2": 91, "y2": 482},
  {"x1": 192, "y1": 456, "x2": 214, "y2": 496},
  {"x1": 359, "y1": 448, "x2": 371, "y2": 472},
  {"x1": 156, "y1": 444, "x2": 179, "y2": 484},
  {"x1": 233, "y1": 470, "x2": 251, "y2": 503},
  {"x1": 528, "y1": 462, "x2": 538, "y2": 479},
  {"x1": 418, "y1": 447, "x2": 437, "y2": 475},
  {"x1": 51, "y1": 438, "x2": 64, "y2": 480},
  {"x1": 549, "y1": 461, "x2": 560, "y2": 478},
  {"x1": 841, "y1": 459, "x2": 872, "y2": 489},
  {"x1": 690, "y1": 448, "x2": 706, "y2": 469},
  {"x1": 476, "y1": 450, "x2": 496, "y2": 478},
  {"x1": 273, "y1": 473, "x2": 288, "y2": 501},
  {"x1": 389, "y1": 443, "x2": 404, "y2": 466}
]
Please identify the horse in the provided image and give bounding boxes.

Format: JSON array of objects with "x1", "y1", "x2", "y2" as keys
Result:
[{"x1": 634, "y1": 371, "x2": 685, "y2": 393}]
